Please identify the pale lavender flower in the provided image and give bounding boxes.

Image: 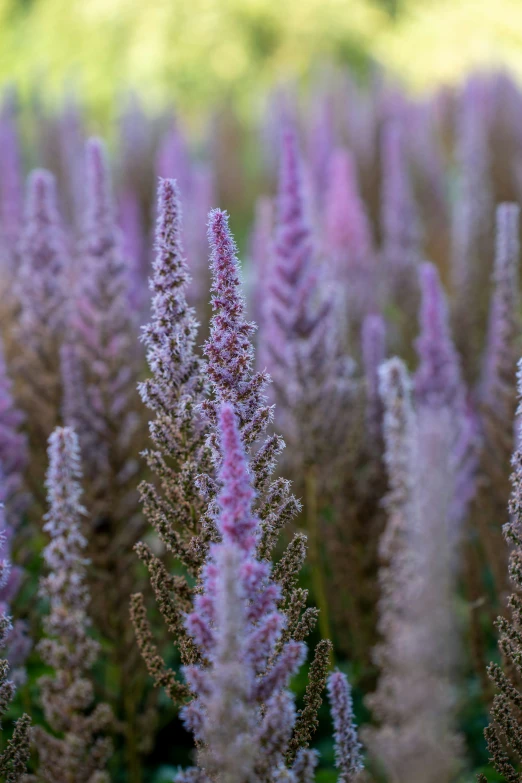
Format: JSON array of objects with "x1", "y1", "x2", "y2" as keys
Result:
[
  {"x1": 29, "y1": 427, "x2": 112, "y2": 783},
  {"x1": 415, "y1": 262, "x2": 477, "y2": 526},
  {"x1": 203, "y1": 207, "x2": 271, "y2": 446},
  {"x1": 131, "y1": 178, "x2": 211, "y2": 704},
  {"x1": 327, "y1": 670, "x2": 363, "y2": 783},
  {"x1": 261, "y1": 129, "x2": 354, "y2": 481},
  {"x1": 480, "y1": 203, "x2": 520, "y2": 417},
  {"x1": 61, "y1": 138, "x2": 145, "y2": 748},
  {"x1": 65, "y1": 137, "x2": 141, "y2": 514},
  {"x1": 365, "y1": 359, "x2": 464, "y2": 783},
  {"x1": 0, "y1": 504, "x2": 30, "y2": 781}
]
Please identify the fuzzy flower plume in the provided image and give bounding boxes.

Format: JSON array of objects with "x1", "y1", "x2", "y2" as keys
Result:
[
  {"x1": 177, "y1": 403, "x2": 310, "y2": 783},
  {"x1": 415, "y1": 262, "x2": 476, "y2": 524},
  {"x1": 327, "y1": 670, "x2": 363, "y2": 783},
  {"x1": 28, "y1": 427, "x2": 112, "y2": 783},
  {"x1": 15, "y1": 169, "x2": 68, "y2": 500},
  {"x1": 203, "y1": 207, "x2": 272, "y2": 444},
  {"x1": 64, "y1": 137, "x2": 141, "y2": 516},
  {"x1": 61, "y1": 137, "x2": 147, "y2": 760},
  {"x1": 131, "y1": 178, "x2": 211, "y2": 704},
  {"x1": 469, "y1": 204, "x2": 521, "y2": 618},
  {"x1": 63, "y1": 138, "x2": 143, "y2": 568},
  {"x1": 365, "y1": 358, "x2": 464, "y2": 783},
  {"x1": 480, "y1": 360, "x2": 522, "y2": 781},
  {"x1": 261, "y1": 129, "x2": 354, "y2": 483},
  {"x1": 203, "y1": 206, "x2": 331, "y2": 752},
  {"x1": 0, "y1": 504, "x2": 31, "y2": 781}
]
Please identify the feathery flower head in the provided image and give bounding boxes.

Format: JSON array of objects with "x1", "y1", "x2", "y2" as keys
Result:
[
  {"x1": 179, "y1": 403, "x2": 306, "y2": 782},
  {"x1": 204, "y1": 208, "x2": 271, "y2": 443},
  {"x1": 481, "y1": 202, "x2": 521, "y2": 409},
  {"x1": 18, "y1": 169, "x2": 67, "y2": 329},
  {"x1": 32, "y1": 426, "x2": 112, "y2": 782},
  {"x1": 327, "y1": 670, "x2": 363, "y2": 783}
]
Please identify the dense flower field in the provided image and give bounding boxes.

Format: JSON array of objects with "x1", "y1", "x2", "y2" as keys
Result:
[{"x1": 0, "y1": 68, "x2": 522, "y2": 782}]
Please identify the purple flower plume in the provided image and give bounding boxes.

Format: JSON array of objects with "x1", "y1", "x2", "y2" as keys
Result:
[
  {"x1": 30, "y1": 427, "x2": 112, "y2": 782},
  {"x1": 327, "y1": 670, "x2": 363, "y2": 783},
  {"x1": 179, "y1": 403, "x2": 305, "y2": 783},
  {"x1": 0, "y1": 503, "x2": 30, "y2": 780},
  {"x1": 260, "y1": 128, "x2": 354, "y2": 480},
  {"x1": 204, "y1": 208, "x2": 271, "y2": 445}
]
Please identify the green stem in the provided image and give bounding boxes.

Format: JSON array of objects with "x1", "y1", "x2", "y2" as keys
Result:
[{"x1": 305, "y1": 466, "x2": 333, "y2": 659}]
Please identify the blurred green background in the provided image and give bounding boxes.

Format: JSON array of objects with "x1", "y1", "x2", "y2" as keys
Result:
[{"x1": 1, "y1": 0, "x2": 522, "y2": 117}]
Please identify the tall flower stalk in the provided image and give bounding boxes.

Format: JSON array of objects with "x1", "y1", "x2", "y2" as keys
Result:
[
  {"x1": 14, "y1": 169, "x2": 68, "y2": 509},
  {"x1": 62, "y1": 138, "x2": 147, "y2": 781},
  {"x1": 365, "y1": 357, "x2": 464, "y2": 783},
  {"x1": 479, "y1": 359, "x2": 522, "y2": 781},
  {"x1": 177, "y1": 403, "x2": 309, "y2": 783},
  {"x1": 27, "y1": 427, "x2": 112, "y2": 783},
  {"x1": 260, "y1": 129, "x2": 353, "y2": 645}
]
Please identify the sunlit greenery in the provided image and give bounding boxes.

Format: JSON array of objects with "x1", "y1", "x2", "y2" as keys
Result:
[{"x1": 1, "y1": 0, "x2": 521, "y2": 117}]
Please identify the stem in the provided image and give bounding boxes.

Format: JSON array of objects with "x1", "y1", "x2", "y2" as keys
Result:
[
  {"x1": 124, "y1": 688, "x2": 142, "y2": 783},
  {"x1": 305, "y1": 466, "x2": 333, "y2": 659}
]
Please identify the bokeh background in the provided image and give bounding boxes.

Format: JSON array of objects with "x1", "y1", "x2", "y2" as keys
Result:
[{"x1": 1, "y1": 0, "x2": 522, "y2": 118}]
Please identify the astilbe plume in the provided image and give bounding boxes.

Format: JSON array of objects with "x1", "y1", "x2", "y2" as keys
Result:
[
  {"x1": 261, "y1": 128, "x2": 354, "y2": 483},
  {"x1": 203, "y1": 207, "x2": 332, "y2": 751},
  {"x1": 14, "y1": 169, "x2": 68, "y2": 506},
  {"x1": 473, "y1": 203, "x2": 521, "y2": 606},
  {"x1": 0, "y1": 506, "x2": 31, "y2": 782},
  {"x1": 27, "y1": 427, "x2": 112, "y2": 783},
  {"x1": 327, "y1": 670, "x2": 363, "y2": 783},
  {"x1": 365, "y1": 357, "x2": 464, "y2": 783},
  {"x1": 130, "y1": 177, "x2": 211, "y2": 703},
  {"x1": 259, "y1": 129, "x2": 355, "y2": 648},
  {"x1": 62, "y1": 138, "x2": 147, "y2": 774},
  {"x1": 479, "y1": 359, "x2": 522, "y2": 782},
  {"x1": 177, "y1": 403, "x2": 314, "y2": 783}
]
